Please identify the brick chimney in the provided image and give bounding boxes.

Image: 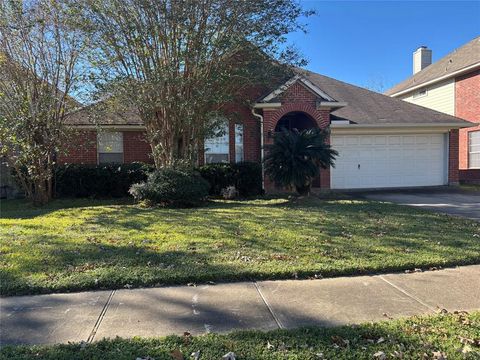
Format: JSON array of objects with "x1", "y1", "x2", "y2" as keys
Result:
[{"x1": 413, "y1": 46, "x2": 432, "y2": 74}]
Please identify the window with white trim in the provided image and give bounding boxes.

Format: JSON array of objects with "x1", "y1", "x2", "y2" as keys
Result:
[
  {"x1": 412, "y1": 88, "x2": 428, "y2": 99},
  {"x1": 98, "y1": 131, "x2": 124, "y2": 164},
  {"x1": 235, "y1": 124, "x2": 244, "y2": 163},
  {"x1": 469, "y1": 131, "x2": 480, "y2": 169},
  {"x1": 204, "y1": 124, "x2": 229, "y2": 163}
]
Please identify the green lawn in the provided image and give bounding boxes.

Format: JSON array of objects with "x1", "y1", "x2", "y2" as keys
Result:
[
  {"x1": 1, "y1": 196, "x2": 479, "y2": 296},
  {"x1": 2, "y1": 311, "x2": 479, "y2": 359},
  {"x1": 460, "y1": 184, "x2": 480, "y2": 192}
]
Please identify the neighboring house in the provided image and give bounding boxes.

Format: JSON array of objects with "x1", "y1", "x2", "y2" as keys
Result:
[
  {"x1": 385, "y1": 37, "x2": 480, "y2": 184},
  {"x1": 61, "y1": 69, "x2": 472, "y2": 192}
]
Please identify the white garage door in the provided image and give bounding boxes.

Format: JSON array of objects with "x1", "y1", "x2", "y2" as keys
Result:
[{"x1": 331, "y1": 133, "x2": 447, "y2": 189}]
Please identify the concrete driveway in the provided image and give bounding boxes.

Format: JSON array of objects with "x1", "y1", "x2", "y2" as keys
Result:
[{"x1": 362, "y1": 188, "x2": 480, "y2": 221}]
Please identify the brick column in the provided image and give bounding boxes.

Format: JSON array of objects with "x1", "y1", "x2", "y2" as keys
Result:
[{"x1": 448, "y1": 129, "x2": 459, "y2": 185}]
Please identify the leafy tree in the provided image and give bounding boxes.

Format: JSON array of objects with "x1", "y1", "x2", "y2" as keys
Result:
[
  {"x1": 78, "y1": 0, "x2": 313, "y2": 167},
  {"x1": 0, "y1": 0, "x2": 86, "y2": 205},
  {"x1": 264, "y1": 128, "x2": 338, "y2": 195}
]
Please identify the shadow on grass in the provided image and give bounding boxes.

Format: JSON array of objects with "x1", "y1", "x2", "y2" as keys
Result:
[
  {"x1": 1, "y1": 311, "x2": 476, "y2": 358},
  {"x1": 0, "y1": 198, "x2": 134, "y2": 219},
  {"x1": 1, "y1": 196, "x2": 479, "y2": 296}
]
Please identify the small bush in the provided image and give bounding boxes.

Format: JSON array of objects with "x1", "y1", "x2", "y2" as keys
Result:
[
  {"x1": 197, "y1": 162, "x2": 262, "y2": 197},
  {"x1": 55, "y1": 163, "x2": 154, "y2": 198},
  {"x1": 197, "y1": 163, "x2": 236, "y2": 196},
  {"x1": 233, "y1": 162, "x2": 263, "y2": 197},
  {"x1": 221, "y1": 185, "x2": 238, "y2": 200},
  {"x1": 129, "y1": 167, "x2": 210, "y2": 207}
]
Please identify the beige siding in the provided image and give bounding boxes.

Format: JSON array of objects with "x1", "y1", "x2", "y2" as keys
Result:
[{"x1": 399, "y1": 78, "x2": 455, "y2": 115}]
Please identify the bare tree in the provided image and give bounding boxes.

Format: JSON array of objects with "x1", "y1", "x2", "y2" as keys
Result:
[
  {"x1": 0, "y1": 0, "x2": 85, "y2": 205},
  {"x1": 80, "y1": 0, "x2": 313, "y2": 167},
  {"x1": 363, "y1": 74, "x2": 391, "y2": 94}
]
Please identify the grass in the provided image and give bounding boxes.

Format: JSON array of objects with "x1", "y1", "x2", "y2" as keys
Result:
[
  {"x1": 0, "y1": 196, "x2": 479, "y2": 296},
  {"x1": 1, "y1": 311, "x2": 479, "y2": 359},
  {"x1": 460, "y1": 184, "x2": 480, "y2": 192}
]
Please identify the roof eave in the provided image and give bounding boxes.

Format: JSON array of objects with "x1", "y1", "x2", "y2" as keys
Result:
[
  {"x1": 330, "y1": 122, "x2": 474, "y2": 129},
  {"x1": 387, "y1": 62, "x2": 480, "y2": 97}
]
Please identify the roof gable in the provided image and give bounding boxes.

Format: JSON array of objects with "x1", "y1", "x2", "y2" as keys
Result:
[{"x1": 258, "y1": 75, "x2": 336, "y2": 103}]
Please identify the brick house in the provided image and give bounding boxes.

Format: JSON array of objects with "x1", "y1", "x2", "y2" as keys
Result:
[
  {"x1": 385, "y1": 37, "x2": 480, "y2": 184},
  {"x1": 62, "y1": 69, "x2": 472, "y2": 191}
]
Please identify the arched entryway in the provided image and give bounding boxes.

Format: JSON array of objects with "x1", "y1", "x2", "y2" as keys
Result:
[
  {"x1": 272, "y1": 111, "x2": 322, "y2": 188},
  {"x1": 274, "y1": 111, "x2": 318, "y2": 132}
]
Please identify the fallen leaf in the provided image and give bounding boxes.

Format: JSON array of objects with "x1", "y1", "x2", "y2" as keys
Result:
[
  {"x1": 222, "y1": 352, "x2": 236, "y2": 360},
  {"x1": 461, "y1": 344, "x2": 473, "y2": 354},
  {"x1": 170, "y1": 349, "x2": 184, "y2": 360},
  {"x1": 373, "y1": 351, "x2": 386, "y2": 359},
  {"x1": 331, "y1": 335, "x2": 349, "y2": 347},
  {"x1": 377, "y1": 337, "x2": 385, "y2": 344},
  {"x1": 391, "y1": 350, "x2": 404, "y2": 358},
  {"x1": 183, "y1": 331, "x2": 191, "y2": 345},
  {"x1": 266, "y1": 341, "x2": 275, "y2": 350},
  {"x1": 432, "y1": 351, "x2": 446, "y2": 360}
]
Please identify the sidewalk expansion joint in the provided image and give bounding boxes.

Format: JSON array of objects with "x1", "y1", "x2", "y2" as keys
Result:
[
  {"x1": 87, "y1": 290, "x2": 116, "y2": 343},
  {"x1": 253, "y1": 282, "x2": 284, "y2": 329},
  {"x1": 379, "y1": 276, "x2": 436, "y2": 312}
]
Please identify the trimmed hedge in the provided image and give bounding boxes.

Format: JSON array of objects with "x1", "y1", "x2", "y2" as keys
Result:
[
  {"x1": 129, "y1": 168, "x2": 210, "y2": 207},
  {"x1": 198, "y1": 162, "x2": 262, "y2": 197},
  {"x1": 54, "y1": 161, "x2": 262, "y2": 199},
  {"x1": 55, "y1": 163, "x2": 154, "y2": 198}
]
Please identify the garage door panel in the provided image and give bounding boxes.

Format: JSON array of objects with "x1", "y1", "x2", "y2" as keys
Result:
[{"x1": 331, "y1": 133, "x2": 447, "y2": 189}]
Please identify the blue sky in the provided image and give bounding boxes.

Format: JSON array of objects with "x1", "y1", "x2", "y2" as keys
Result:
[{"x1": 288, "y1": 1, "x2": 480, "y2": 91}]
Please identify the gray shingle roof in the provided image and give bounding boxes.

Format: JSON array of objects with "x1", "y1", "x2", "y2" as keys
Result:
[
  {"x1": 299, "y1": 69, "x2": 471, "y2": 126},
  {"x1": 385, "y1": 37, "x2": 480, "y2": 96},
  {"x1": 65, "y1": 100, "x2": 143, "y2": 126},
  {"x1": 68, "y1": 69, "x2": 472, "y2": 127}
]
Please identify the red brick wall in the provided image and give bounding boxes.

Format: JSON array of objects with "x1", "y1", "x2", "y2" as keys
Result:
[
  {"x1": 459, "y1": 169, "x2": 480, "y2": 184},
  {"x1": 262, "y1": 81, "x2": 331, "y2": 192},
  {"x1": 448, "y1": 129, "x2": 459, "y2": 184},
  {"x1": 58, "y1": 130, "x2": 97, "y2": 164},
  {"x1": 456, "y1": 70, "x2": 480, "y2": 170},
  {"x1": 123, "y1": 131, "x2": 153, "y2": 163},
  {"x1": 59, "y1": 129, "x2": 154, "y2": 165}
]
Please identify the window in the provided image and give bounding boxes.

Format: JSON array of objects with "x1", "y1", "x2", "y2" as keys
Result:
[
  {"x1": 235, "y1": 124, "x2": 244, "y2": 163},
  {"x1": 98, "y1": 131, "x2": 123, "y2": 164},
  {"x1": 469, "y1": 131, "x2": 480, "y2": 169},
  {"x1": 205, "y1": 124, "x2": 229, "y2": 163},
  {"x1": 412, "y1": 88, "x2": 428, "y2": 99}
]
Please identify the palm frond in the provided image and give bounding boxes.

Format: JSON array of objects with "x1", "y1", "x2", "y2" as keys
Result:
[{"x1": 264, "y1": 127, "x2": 338, "y2": 194}]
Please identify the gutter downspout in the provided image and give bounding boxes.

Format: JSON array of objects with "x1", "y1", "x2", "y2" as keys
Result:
[{"x1": 251, "y1": 108, "x2": 265, "y2": 191}]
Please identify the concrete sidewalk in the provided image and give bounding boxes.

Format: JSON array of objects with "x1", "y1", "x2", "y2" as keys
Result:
[{"x1": 1, "y1": 265, "x2": 479, "y2": 345}]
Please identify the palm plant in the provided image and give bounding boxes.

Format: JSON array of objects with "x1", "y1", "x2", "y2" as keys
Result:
[{"x1": 264, "y1": 128, "x2": 338, "y2": 195}]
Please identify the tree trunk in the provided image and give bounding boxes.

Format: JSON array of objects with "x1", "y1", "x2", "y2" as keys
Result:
[
  {"x1": 33, "y1": 180, "x2": 50, "y2": 206},
  {"x1": 295, "y1": 183, "x2": 311, "y2": 196}
]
